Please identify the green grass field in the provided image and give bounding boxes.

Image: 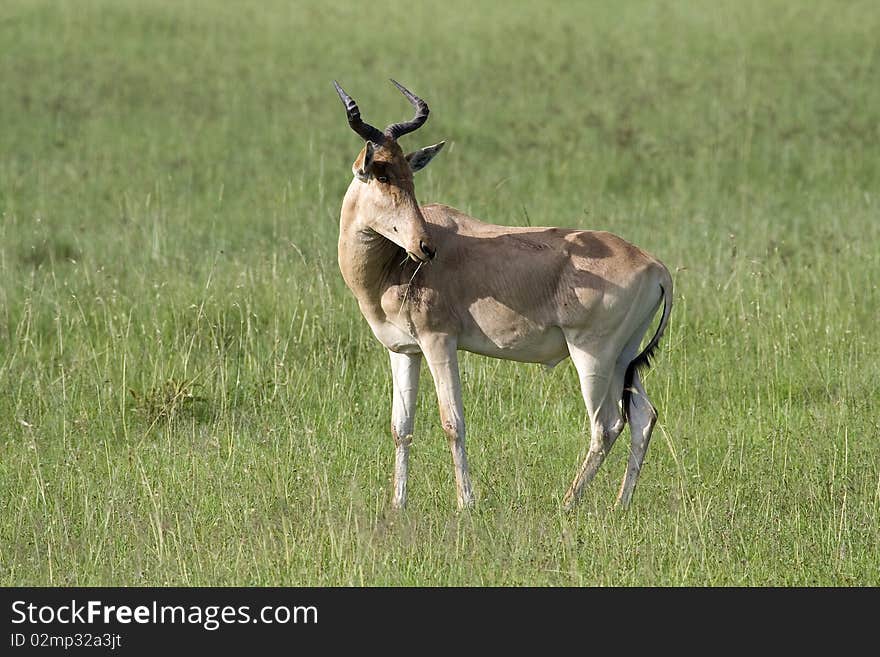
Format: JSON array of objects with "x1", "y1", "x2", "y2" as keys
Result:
[{"x1": 1, "y1": 0, "x2": 878, "y2": 585}]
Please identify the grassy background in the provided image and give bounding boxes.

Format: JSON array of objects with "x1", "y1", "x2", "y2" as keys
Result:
[{"x1": 1, "y1": 0, "x2": 878, "y2": 585}]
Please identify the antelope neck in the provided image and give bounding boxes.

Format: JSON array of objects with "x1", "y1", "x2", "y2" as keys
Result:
[{"x1": 338, "y1": 181, "x2": 406, "y2": 314}]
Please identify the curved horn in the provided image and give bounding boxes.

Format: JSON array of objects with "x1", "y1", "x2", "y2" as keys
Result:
[
  {"x1": 333, "y1": 81, "x2": 385, "y2": 144},
  {"x1": 384, "y1": 79, "x2": 429, "y2": 140}
]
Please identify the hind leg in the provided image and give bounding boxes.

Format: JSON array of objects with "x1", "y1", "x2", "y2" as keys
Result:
[
  {"x1": 616, "y1": 369, "x2": 657, "y2": 508},
  {"x1": 562, "y1": 340, "x2": 626, "y2": 510}
]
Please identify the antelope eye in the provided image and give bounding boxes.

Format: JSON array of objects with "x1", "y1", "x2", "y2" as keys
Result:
[{"x1": 376, "y1": 175, "x2": 389, "y2": 184}]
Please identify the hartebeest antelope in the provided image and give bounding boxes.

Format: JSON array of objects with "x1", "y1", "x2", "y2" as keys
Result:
[{"x1": 333, "y1": 79, "x2": 672, "y2": 510}]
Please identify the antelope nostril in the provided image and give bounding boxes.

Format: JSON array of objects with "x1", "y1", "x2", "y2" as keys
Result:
[{"x1": 419, "y1": 241, "x2": 436, "y2": 259}]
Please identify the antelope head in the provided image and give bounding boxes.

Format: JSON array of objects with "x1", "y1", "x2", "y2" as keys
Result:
[{"x1": 334, "y1": 79, "x2": 445, "y2": 263}]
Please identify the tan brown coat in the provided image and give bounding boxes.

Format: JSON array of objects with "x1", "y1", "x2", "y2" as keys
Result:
[{"x1": 334, "y1": 81, "x2": 672, "y2": 509}]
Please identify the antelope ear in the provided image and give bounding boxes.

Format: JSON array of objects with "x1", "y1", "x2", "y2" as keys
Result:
[
  {"x1": 406, "y1": 141, "x2": 445, "y2": 173},
  {"x1": 354, "y1": 141, "x2": 376, "y2": 181}
]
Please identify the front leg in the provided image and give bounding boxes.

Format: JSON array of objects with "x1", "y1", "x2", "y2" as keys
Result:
[
  {"x1": 389, "y1": 350, "x2": 421, "y2": 509},
  {"x1": 421, "y1": 335, "x2": 475, "y2": 509}
]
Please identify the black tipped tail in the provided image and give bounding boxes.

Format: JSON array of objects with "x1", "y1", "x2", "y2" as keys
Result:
[{"x1": 622, "y1": 283, "x2": 671, "y2": 420}]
